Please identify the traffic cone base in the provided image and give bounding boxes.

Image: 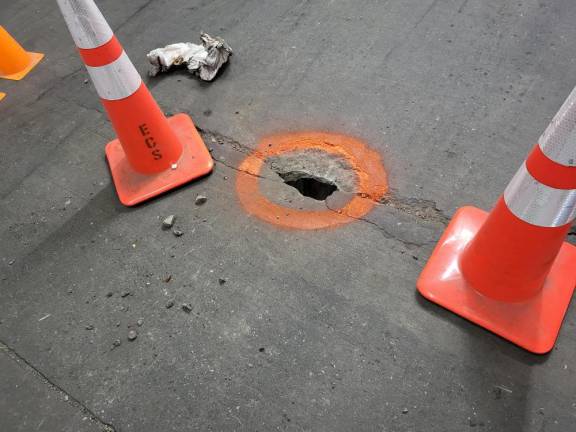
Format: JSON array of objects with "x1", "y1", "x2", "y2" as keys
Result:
[
  {"x1": 417, "y1": 206, "x2": 576, "y2": 354},
  {"x1": 0, "y1": 51, "x2": 43, "y2": 81},
  {"x1": 105, "y1": 113, "x2": 213, "y2": 206}
]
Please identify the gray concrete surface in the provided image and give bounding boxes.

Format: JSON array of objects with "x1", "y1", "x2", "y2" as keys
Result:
[
  {"x1": 0, "y1": 343, "x2": 110, "y2": 432},
  {"x1": 1, "y1": 0, "x2": 576, "y2": 431}
]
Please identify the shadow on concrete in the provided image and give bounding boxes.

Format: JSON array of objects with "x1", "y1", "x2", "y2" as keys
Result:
[{"x1": 416, "y1": 291, "x2": 547, "y2": 429}]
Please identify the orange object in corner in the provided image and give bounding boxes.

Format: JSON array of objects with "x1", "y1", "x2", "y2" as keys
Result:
[
  {"x1": 0, "y1": 92, "x2": 6, "y2": 101},
  {"x1": 0, "y1": 26, "x2": 44, "y2": 80}
]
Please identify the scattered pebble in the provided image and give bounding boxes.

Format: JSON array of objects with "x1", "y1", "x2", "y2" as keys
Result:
[
  {"x1": 83, "y1": 79, "x2": 89, "y2": 84},
  {"x1": 115, "y1": 322, "x2": 121, "y2": 327},
  {"x1": 106, "y1": 292, "x2": 114, "y2": 298},
  {"x1": 195, "y1": 195, "x2": 208, "y2": 205},
  {"x1": 112, "y1": 339, "x2": 121, "y2": 348},
  {"x1": 173, "y1": 229, "x2": 183, "y2": 237},
  {"x1": 128, "y1": 330, "x2": 138, "y2": 341},
  {"x1": 402, "y1": 408, "x2": 409, "y2": 414},
  {"x1": 218, "y1": 278, "x2": 226, "y2": 285},
  {"x1": 162, "y1": 215, "x2": 175, "y2": 229},
  {"x1": 182, "y1": 303, "x2": 193, "y2": 313},
  {"x1": 259, "y1": 347, "x2": 265, "y2": 353},
  {"x1": 137, "y1": 319, "x2": 144, "y2": 327},
  {"x1": 164, "y1": 275, "x2": 172, "y2": 283},
  {"x1": 8, "y1": 259, "x2": 15, "y2": 266},
  {"x1": 121, "y1": 291, "x2": 131, "y2": 298},
  {"x1": 85, "y1": 324, "x2": 94, "y2": 330},
  {"x1": 166, "y1": 300, "x2": 175, "y2": 309}
]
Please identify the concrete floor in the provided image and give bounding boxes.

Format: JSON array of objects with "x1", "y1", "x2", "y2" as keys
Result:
[{"x1": 1, "y1": 0, "x2": 576, "y2": 431}]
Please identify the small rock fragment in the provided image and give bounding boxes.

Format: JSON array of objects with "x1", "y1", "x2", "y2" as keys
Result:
[
  {"x1": 164, "y1": 275, "x2": 172, "y2": 283},
  {"x1": 106, "y1": 291, "x2": 114, "y2": 298},
  {"x1": 166, "y1": 300, "x2": 175, "y2": 309},
  {"x1": 112, "y1": 339, "x2": 121, "y2": 348},
  {"x1": 128, "y1": 330, "x2": 138, "y2": 341},
  {"x1": 137, "y1": 319, "x2": 144, "y2": 327},
  {"x1": 8, "y1": 259, "x2": 15, "y2": 266},
  {"x1": 162, "y1": 215, "x2": 175, "y2": 229},
  {"x1": 173, "y1": 229, "x2": 184, "y2": 237},
  {"x1": 182, "y1": 303, "x2": 193, "y2": 313},
  {"x1": 195, "y1": 195, "x2": 208, "y2": 205},
  {"x1": 121, "y1": 291, "x2": 131, "y2": 298},
  {"x1": 85, "y1": 324, "x2": 94, "y2": 330},
  {"x1": 402, "y1": 408, "x2": 409, "y2": 414},
  {"x1": 218, "y1": 278, "x2": 226, "y2": 285}
]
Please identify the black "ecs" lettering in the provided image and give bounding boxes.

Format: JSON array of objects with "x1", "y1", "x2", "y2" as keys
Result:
[{"x1": 139, "y1": 124, "x2": 162, "y2": 160}]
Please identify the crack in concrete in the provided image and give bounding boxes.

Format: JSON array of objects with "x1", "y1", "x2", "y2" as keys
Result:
[
  {"x1": 0, "y1": 340, "x2": 116, "y2": 432},
  {"x1": 323, "y1": 200, "x2": 433, "y2": 249},
  {"x1": 378, "y1": 194, "x2": 451, "y2": 226},
  {"x1": 197, "y1": 127, "x2": 451, "y2": 229}
]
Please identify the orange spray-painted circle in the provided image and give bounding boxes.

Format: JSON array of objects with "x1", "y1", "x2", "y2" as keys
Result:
[{"x1": 235, "y1": 131, "x2": 389, "y2": 229}]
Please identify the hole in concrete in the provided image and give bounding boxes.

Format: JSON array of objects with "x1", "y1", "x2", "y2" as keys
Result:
[{"x1": 277, "y1": 171, "x2": 338, "y2": 201}]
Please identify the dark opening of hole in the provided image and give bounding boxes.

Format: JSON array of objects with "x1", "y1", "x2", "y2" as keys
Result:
[{"x1": 277, "y1": 172, "x2": 338, "y2": 201}]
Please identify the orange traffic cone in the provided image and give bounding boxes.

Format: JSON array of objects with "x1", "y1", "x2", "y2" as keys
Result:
[
  {"x1": 0, "y1": 92, "x2": 5, "y2": 101},
  {"x1": 418, "y1": 87, "x2": 576, "y2": 354},
  {"x1": 0, "y1": 26, "x2": 44, "y2": 80},
  {"x1": 57, "y1": 0, "x2": 213, "y2": 206}
]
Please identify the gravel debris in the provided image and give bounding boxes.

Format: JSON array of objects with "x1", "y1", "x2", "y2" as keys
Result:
[
  {"x1": 137, "y1": 319, "x2": 144, "y2": 327},
  {"x1": 195, "y1": 195, "x2": 208, "y2": 205},
  {"x1": 166, "y1": 300, "x2": 175, "y2": 309},
  {"x1": 181, "y1": 303, "x2": 193, "y2": 313},
  {"x1": 85, "y1": 324, "x2": 94, "y2": 330},
  {"x1": 162, "y1": 215, "x2": 175, "y2": 229},
  {"x1": 112, "y1": 339, "x2": 121, "y2": 348},
  {"x1": 128, "y1": 330, "x2": 138, "y2": 341},
  {"x1": 218, "y1": 278, "x2": 226, "y2": 285},
  {"x1": 121, "y1": 291, "x2": 131, "y2": 298},
  {"x1": 173, "y1": 229, "x2": 183, "y2": 237}
]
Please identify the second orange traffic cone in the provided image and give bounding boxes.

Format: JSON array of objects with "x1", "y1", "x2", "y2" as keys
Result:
[
  {"x1": 0, "y1": 26, "x2": 43, "y2": 80},
  {"x1": 418, "y1": 87, "x2": 576, "y2": 354}
]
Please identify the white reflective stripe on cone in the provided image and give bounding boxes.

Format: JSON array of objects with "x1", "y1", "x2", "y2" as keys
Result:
[
  {"x1": 86, "y1": 51, "x2": 142, "y2": 100},
  {"x1": 504, "y1": 162, "x2": 576, "y2": 227},
  {"x1": 57, "y1": 0, "x2": 113, "y2": 49},
  {"x1": 538, "y1": 85, "x2": 576, "y2": 167}
]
